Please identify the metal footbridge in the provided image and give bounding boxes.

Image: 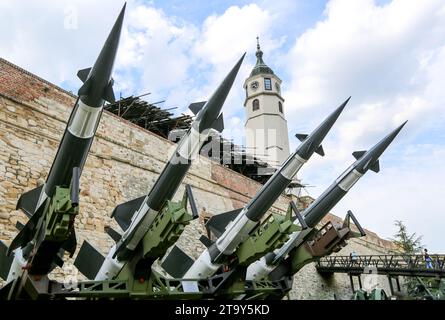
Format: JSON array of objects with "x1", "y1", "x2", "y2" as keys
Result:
[
  {"x1": 316, "y1": 254, "x2": 445, "y2": 294},
  {"x1": 317, "y1": 254, "x2": 445, "y2": 277}
]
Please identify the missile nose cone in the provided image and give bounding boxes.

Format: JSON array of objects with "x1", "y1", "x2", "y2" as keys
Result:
[
  {"x1": 355, "y1": 121, "x2": 407, "y2": 173},
  {"x1": 197, "y1": 53, "x2": 245, "y2": 131},
  {"x1": 297, "y1": 97, "x2": 350, "y2": 159},
  {"x1": 391, "y1": 120, "x2": 408, "y2": 137},
  {"x1": 375, "y1": 120, "x2": 407, "y2": 151},
  {"x1": 97, "y1": 3, "x2": 126, "y2": 63},
  {"x1": 331, "y1": 96, "x2": 350, "y2": 121},
  {"x1": 80, "y1": 4, "x2": 126, "y2": 106},
  {"x1": 101, "y1": 3, "x2": 126, "y2": 62}
]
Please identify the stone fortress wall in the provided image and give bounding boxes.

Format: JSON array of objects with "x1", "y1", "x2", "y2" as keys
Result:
[{"x1": 0, "y1": 58, "x2": 397, "y2": 299}]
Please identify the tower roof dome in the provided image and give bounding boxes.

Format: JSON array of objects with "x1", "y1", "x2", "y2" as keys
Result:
[{"x1": 250, "y1": 37, "x2": 274, "y2": 77}]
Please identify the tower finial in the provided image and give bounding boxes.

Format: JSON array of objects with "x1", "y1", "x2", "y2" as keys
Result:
[
  {"x1": 250, "y1": 36, "x2": 274, "y2": 76},
  {"x1": 255, "y1": 36, "x2": 263, "y2": 62}
]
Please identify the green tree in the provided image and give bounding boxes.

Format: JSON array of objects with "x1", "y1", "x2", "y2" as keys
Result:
[
  {"x1": 391, "y1": 220, "x2": 423, "y2": 254},
  {"x1": 391, "y1": 220, "x2": 424, "y2": 298}
]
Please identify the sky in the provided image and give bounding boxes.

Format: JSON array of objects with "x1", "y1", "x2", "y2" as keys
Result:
[{"x1": 0, "y1": 0, "x2": 444, "y2": 252}]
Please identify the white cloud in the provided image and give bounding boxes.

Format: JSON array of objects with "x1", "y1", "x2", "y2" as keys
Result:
[
  {"x1": 284, "y1": 0, "x2": 445, "y2": 140},
  {"x1": 0, "y1": 0, "x2": 125, "y2": 88}
]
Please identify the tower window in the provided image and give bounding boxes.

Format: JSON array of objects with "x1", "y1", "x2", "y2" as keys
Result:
[
  {"x1": 278, "y1": 101, "x2": 283, "y2": 113},
  {"x1": 253, "y1": 99, "x2": 260, "y2": 111},
  {"x1": 264, "y1": 78, "x2": 272, "y2": 90}
]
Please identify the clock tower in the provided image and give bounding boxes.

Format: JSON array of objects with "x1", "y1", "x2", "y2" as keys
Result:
[{"x1": 244, "y1": 38, "x2": 290, "y2": 168}]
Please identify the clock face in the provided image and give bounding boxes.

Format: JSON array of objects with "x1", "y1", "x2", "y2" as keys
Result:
[
  {"x1": 250, "y1": 81, "x2": 259, "y2": 90},
  {"x1": 275, "y1": 82, "x2": 281, "y2": 93}
]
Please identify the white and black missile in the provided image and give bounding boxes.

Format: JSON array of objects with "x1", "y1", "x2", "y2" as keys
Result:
[
  {"x1": 180, "y1": 99, "x2": 350, "y2": 279},
  {"x1": 1, "y1": 4, "x2": 126, "y2": 283},
  {"x1": 83, "y1": 54, "x2": 246, "y2": 281},
  {"x1": 246, "y1": 121, "x2": 407, "y2": 281}
]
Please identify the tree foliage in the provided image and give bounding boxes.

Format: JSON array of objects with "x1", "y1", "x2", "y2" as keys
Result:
[{"x1": 391, "y1": 220, "x2": 423, "y2": 254}]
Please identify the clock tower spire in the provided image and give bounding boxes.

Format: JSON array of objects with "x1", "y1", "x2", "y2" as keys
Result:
[{"x1": 243, "y1": 37, "x2": 290, "y2": 168}]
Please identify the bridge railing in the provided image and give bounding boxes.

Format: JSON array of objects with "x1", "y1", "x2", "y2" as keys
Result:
[{"x1": 317, "y1": 254, "x2": 445, "y2": 271}]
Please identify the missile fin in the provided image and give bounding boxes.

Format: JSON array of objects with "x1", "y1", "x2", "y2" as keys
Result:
[
  {"x1": 161, "y1": 245, "x2": 194, "y2": 278},
  {"x1": 105, "y1": 226, "x2": 122, "y2": 242},
  {"x1": 0, "y1": 241, "x2": 14, "y2": 280},
  {"x1": 7, "y1": 207, "x2": 42, "y2": 255},
  {"x1": 205, "y1": 208, "x2": 243, "y2": 239},
  {"x1": 188, "y1": 101, "x2": 206, "y2": 115},
  {"x1": 295, "y1": 134, "x2": 308, "y2": 142},
  {"x1": 103, "y1": 79, "x2": 116, "y2": 103},
  {"x1": 370, "y1": 160, "x2": 380, "y2": 173},
  {"x1": 211, "y1": 113, "x2": 224, "y2": 132},
  {"x1": 74, "y1": 241, "x2": 105, "y2": 279},
  {"x1": 315, "y1": 145, "x2": 325, "y2": 157},
  {"x1": 61, "y1": 229, "x2": 77, "y2": 258},
  {"x1": 111, "y1": 195, "x2": 146, "y2": 231},
  {"x1": 16, "y1": 185, "x2": 44, "y2": 218},
  {"x1": 77, "y1": 67, "x2": 92, "y2": 83},
  {"x1": 199, "y1": 235, "x2": 214, "y2": 248},
  {"x1": 53, "y1": 253, "x2": 65, "y2": 268},
  {"x1": 78, "y1": 77, "x2": 93, "y2": 96},
  {"x1": 352, "y1": 150, "x2": 367, "y2": 160}
]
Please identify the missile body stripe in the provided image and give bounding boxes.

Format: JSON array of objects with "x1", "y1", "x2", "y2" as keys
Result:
[
  {"x1": 68, "y1": 100, "x2": 103, "y2": 138},
  {"x1": 215, "y1": 212, "x2": 257, "y2": 254},
  {"x1": 95, "y1": 245, "x2": 124, "y2": 280},
  {"x1": 337, "y1": 168, "x2": 363, "y2": 192},
  {"x1": 6, "y1": 248, "x2": 26, "y2": 283},
  {"x1": 115, "y1": 205, "x2": 159, "y2": 261},
  {"x1": 280, "y1": 154, "x2": 306, "y2": 180},
  {"x1": 185, "y1": 250, "x2": 220, "y2": 278}
]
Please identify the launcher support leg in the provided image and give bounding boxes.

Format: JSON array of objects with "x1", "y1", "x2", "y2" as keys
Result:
[
  {"x1": 349, "y1": 274, "x2": 355, "y2": 292},
  {"x1": 388, "y1": 276, "x2": 394, "y2": 296}
]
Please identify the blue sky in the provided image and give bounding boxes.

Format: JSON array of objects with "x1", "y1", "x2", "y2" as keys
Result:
[{"x1": 0, "y1": 0, "x2": 444, "y2": 252}]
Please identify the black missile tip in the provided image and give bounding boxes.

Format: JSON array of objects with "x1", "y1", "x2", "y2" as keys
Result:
[
  {"x1": 339, "y1": 96, "x2": 351, "y2": 109},
  {"x1": 116, "y1": 3, "x2": 127, "y2": 20},
  {"x1": 330, "y1": 97, "x2": 349, "y2": 118},
  {"x1": 235, "y1": 52, "x2": 246, "y2": 66},
  {"x1": 392, "y1": 120, "x2": 408, "y2": 134}
]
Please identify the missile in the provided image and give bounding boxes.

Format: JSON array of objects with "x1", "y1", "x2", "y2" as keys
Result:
[
  {"x1": 246, "y1": 121, "x2": 407, "y2": 281},
  {"x1": 0, "y1": 5, "x2": 125, "y2": 284},
  {"x1": 180, "y1": 98, "x2": 349, "y2": 280},
  {"x1": 83, "y1": 54, "x2": 245, "y2": 281}
]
